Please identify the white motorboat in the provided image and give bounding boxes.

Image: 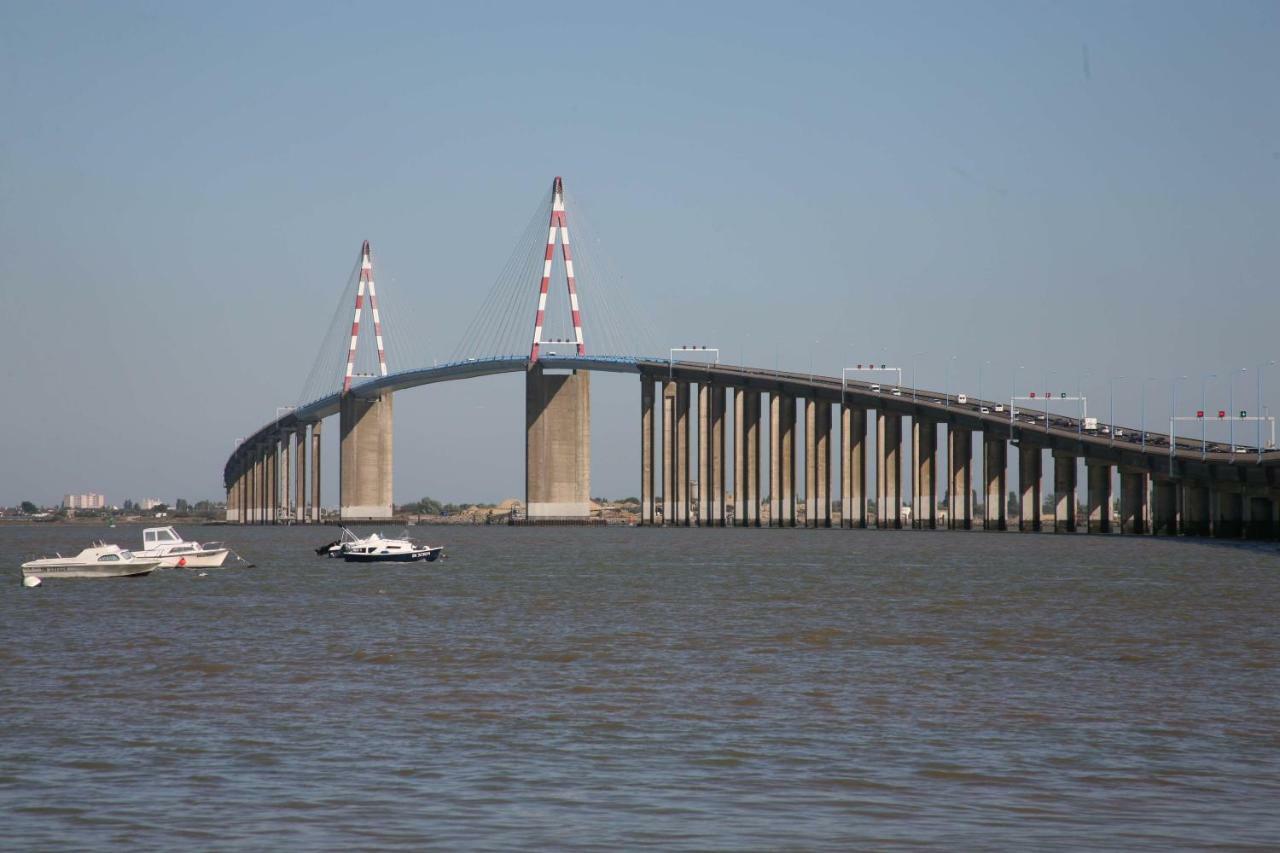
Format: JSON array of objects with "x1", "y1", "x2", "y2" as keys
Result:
[
  {"x1": 21, "y1": 543, "x2": 160, "y2": 579},
  {"x1": 316, "y1": 528, "x2": 443, "y2": 563},
  {"x1": 135, "y1": 526, "x2": 230, "y2": 568}
]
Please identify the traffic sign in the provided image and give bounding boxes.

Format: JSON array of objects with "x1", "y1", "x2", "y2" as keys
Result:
[{"x1": 1197, "y1": 410, "x2": 1204, "y2": 418}]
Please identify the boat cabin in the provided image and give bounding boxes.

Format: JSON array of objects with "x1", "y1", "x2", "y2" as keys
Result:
[{"x1": 143, "y1": 526, "x2": 184, "y2": 548}]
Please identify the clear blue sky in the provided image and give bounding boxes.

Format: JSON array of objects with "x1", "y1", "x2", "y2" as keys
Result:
[{"x1": 2, "y1": 1, "x2": 1277, "y2": 507}]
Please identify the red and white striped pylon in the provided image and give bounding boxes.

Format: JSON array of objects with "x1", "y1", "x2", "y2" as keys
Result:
[
  {"x1": 530, "y1": 176, "x2": 585, "y2": 362},
  {"x1": 342, "y1": 240, "x2": 388, "y2": 393}
]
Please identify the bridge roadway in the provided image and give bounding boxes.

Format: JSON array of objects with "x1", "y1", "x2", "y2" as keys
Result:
[{"x1": 224, "y1": 355, "x2": 1280, "y2": 536}]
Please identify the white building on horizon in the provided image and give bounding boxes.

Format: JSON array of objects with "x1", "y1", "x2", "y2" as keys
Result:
[{"x1": 63, "y1": 492, "x2": 106, "y2": 510}]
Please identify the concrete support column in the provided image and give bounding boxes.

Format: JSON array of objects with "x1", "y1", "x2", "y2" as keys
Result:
[
  {"x1": 877, "y1": 412, "x2": 902, "y2": 529},
  {"x1": 267, "y1": 441, "x2": 278, "y2": 524},
  {"x1": 746, "y1": 392, "x2": 761, "y2": 526},
  {"x1": 733, "y1": 388, "x2": 745, "y2": 526},
  {"x1": 661, "y1": 380, "x2": 691, "y2": 526},
  {"x1": 240, "y1": 458, "x2": 249, "y2": 524},
  {"x1": 295, "y1": 426, "x2": 307, "y2": 523},
  {"x1": 1019, "y1": 444, "x2": 1042, "y2": 532},
  {"x1": 662, "y1": 381, "x2": 675, "y2": 526},
  {"x1": 310, "y1": 420, "x2": 322, "y2": 524},
  {"x1": 1183, "y1": 483, "x2": 1210, "y2": 536},
  {"x1": 281, "y1": 433, "x2": 291, "y2": 522},
  {"x1": 341, "y1": 391, "x2": 395, "y2": 521},
  {"x1": 1052, "y1": 452, "x2": 1077, "y2": 533},
  {"x1": 1087, "y1": 460, "x2": 1113, "y2": 534},
  {"x1": 1151, "y1": 478, "x2": 1178, "y2": 535},
  {"x1": 841, "y1": 405, "x2": 867, "y2": 528},
  {"x1": 694, "y1": 383, "x2": 726, "y2": 526},
  {"x1": 526, "y1": 368, "x2": 589, "y2": 521},
  {"x1": 246, "y1": 452, "x2": 256, "y2": 524},
  {"x1": 769, "y1": 392, "x2": 796, "y2": 527},
  {"x1": 1120, "y1": 470, "x2": 1148, "y2": 534},
  {"x1": 983, "y1": 433, "x2": 1006, "y2": 531},
  {"x1": 1214, "y1": 487, "x2": 1243, "y2": 539},
  {"x1": 1246, "y1": 494, "x2": 1275, "y2": 539},
  {"x1": 641, "y1": 379, "x2": 656, "y2": 526},
  {"x1": 805, "y1": 398, "x2": 831, "y2": 528},
  {"x1": 914, "y1": 418, "x2": 937, "y2": 529},
  {"x1": 698, "y1": 384, "x2": 711, "y2": 526},
  {"x1": 948, "y1": 426, "x2": 972, "y2": 530}
]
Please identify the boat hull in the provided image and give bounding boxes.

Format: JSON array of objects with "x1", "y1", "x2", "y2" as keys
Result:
[
  {"x1": 21, "y1": 562, "x2": 159, "y2": 579},
  {"x1": 151, "y1": 549, "x2": 230, "y2": 569},
  {"x1": 342, "y1": 547, "x2": 442, "y2": 563}
]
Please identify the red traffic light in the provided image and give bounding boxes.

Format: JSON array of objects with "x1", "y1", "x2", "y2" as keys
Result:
[
  {"x1": 1197, "y1": 410, "x2": 1204, "y2": 418},
  {"x1": 1030, "y1": 392, "x2": 1036, "y2": 398},
  {"x1": 1218, "y1": 410, "x2": 1226, "y2": 419}
]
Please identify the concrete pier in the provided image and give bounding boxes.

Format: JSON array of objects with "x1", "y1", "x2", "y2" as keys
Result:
[
  {"x1": 697, "y1": 384, "x2": 727, "y2": 526},
  {"x1": 805, "y1": 399, "x2": 832, "y2": 527},
  {"x1": 1214, "y1": 486, "x2": 1243, "y2": 539},
  {"x1": 641, "y1": 379, "x2": 656, "y2": 526},
  {"x1": 295, "y1": 426, "x2": 307, "y2": 523},
  {"x1": 1053, "y1": 452, "x2": 1077, "y2": 533},
  {"x1": 310, "y1": 420, "x2": 322, "y2": 524},
  {"x1": 661, "y1": 380, "x2": 691, "y2": 526},
  {"x1": 1087, "y1": 460, "x2": 1113, "y2": 534},
  {"x1": 526, "y1": 367, "x2": 590, "y2": 521},
  {"x1": 1183, "y1": 483, "x2": 1210, "y2": 536},
  {"x1": 948, "y1": 426, "x2": 972, "y2": 530},
  {"x1": 983, "y1": 433, "x2": 1006, "y2": 531},
  {"x1": 877, "y1": 412, "x2": 902, "y2": 529},
  {"x1": 770, "y1": 392, "x2": 796, "y2": 526},
  {"x1": 340, "y1": 391, "x2": 394, "y2": 521},
  {"x1": 841, "y1": 405, "x2": 868, "y2": 529},
  {"x1": 281, "y1": 433, "x2": 291, "y2": 522},
  {"x1": 1019, "y1": 443, "x2": 1042, "y2": 532},
  {"x1": 914, "y1": 418, "x2": 938, "y2": 529},
  {"x1": 266, "y1": 441, "x2": 278, "y2": 524},
  {"x1": 734, "y1": 389, "x2": 762, "y2": 526},
  {"x1": 1151, "y1": 478, "x2": 1178, "y2": 535},
  {"x1": 1119, "y1": 470, "x2": 1147, "y2": 534}
]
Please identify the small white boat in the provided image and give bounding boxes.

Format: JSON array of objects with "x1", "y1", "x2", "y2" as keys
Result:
[
  {"x1": 22, "y1": 543, "x2": 160, "y2": 579},
  {"x1": 135, "y1": 526, "x2": 230, "y2": 568},
  {"x1": 316, "y1": 528, "x2": 442, "y2": 563}
]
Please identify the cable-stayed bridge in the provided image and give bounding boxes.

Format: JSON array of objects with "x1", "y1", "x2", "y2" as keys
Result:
[{"x1": 225, "y1": 178, "x2": 1280, "y2": 539}]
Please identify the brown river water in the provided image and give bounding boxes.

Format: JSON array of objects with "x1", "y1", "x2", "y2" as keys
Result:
[{"x1": 2, "y1": 524, "x2": 1278, "y2": 850}]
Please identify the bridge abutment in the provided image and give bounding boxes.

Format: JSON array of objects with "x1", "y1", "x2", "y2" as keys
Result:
[
  {"x1": 526, "y1": 367, "x2": 590, "y2": 521},
  {"x1": 340, "y1": 391, "x2": 394, "y2": 521}
]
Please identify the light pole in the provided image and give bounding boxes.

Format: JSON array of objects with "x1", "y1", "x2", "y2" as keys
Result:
[
  {"x1": 1044, "y1": 369, "x2": 1055, "y2": 433},
  {"x1": 1170, "y1": 375, "x2": 1188, "y2": 472},
  {"x1": 978, "y1": 359, "x2": 991, "y2": 407},
  {"x1": 1012, "y1": 364, "x2": 1025, "y2": 431},
  {"x1": 1109, "y1": 376, "x2": 1126, "y2": 447},
  {"x1": 1260, "y1": 361, "x2": 1277, "y2": 461},
  {"x1": 945, "y1": 355, "x2": 957, "y2": 407},
  {"x1": 913, "y1": 351, "x2": 924, "y2": 402},
  {"x1": 1201, "y1": 373, "x2": 1216, "y2": 460},
  {"x1": 1229, "y1": 367, "x2": 1247, "y2": 458},
  {"x1": 1077, "y1": 371, "x2": 1091, "y2": 435},
  {"x1": 1140, "y1": 377, "x2": 1156, "y2": 452}
]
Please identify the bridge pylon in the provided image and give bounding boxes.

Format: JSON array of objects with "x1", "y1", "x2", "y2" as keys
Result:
[
  {"x1": 339, "y1": 240, "x2": 394, "y2": 521},
  {"x1": 525, "y1": 177, "x2": 591, "y2": 521}
]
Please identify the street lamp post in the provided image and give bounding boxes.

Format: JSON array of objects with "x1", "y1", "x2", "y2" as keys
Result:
[
  {"x1": 1201, "y1": 373, "x2": 1216, "y2": 460},
  {"x1": 1140, "y1": 377, "x2": 1156, "y2": 452},
  {"x1": 1229, "y1": 367, "x2": 1247, "y2": 459},
  {"x1": 913, "y1": 351, "x2": 924, "y2": 402},
  {"x1": 1260, "y1": 361, "x2": 1277, "y2": 461},
  {"x1": 945, "y1": 355, "x2": 957, "y2": 407},
  {"x1": 978, "y1": 359, "x2": 991, "y2": 407},
  {"x1": 1170, "y1": 375, "x2": 1187, "y2": 474},
  {"x1": 1109, "y1": 376, "x2": 1126, "y2": 447},
  {"x1": 1012, "y1": 364, "x2": 1025, "y2": 431}
]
